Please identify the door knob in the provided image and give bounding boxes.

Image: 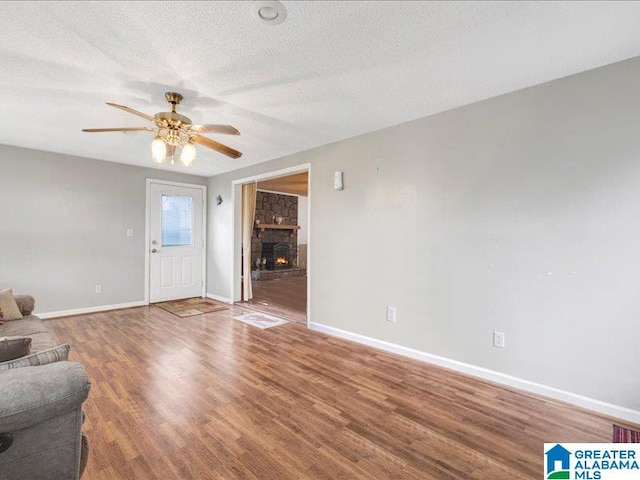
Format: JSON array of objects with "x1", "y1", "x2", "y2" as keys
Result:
[{"x1": 151, "y1": 248, "x2": 157, "y2": 253}]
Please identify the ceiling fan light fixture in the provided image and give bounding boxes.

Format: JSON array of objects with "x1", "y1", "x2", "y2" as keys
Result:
[
  {"x1": 180, "y1": 141, "x2": 197, "y2": 166},
  {"x1": 151, "y1": 135, "x2": 167, "y2": 163},
  {"x1": 251, "y1": 1, "x2": 287, "y2": 25},
  {"x1": 83, "y1": 91, "x2": 242, "y2": 165}
]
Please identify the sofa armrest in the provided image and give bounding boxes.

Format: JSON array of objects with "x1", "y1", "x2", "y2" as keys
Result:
[
  {"x1": 0, "y1": 361, "x2": 90, "y2": 432},
  {"x1": 14, "y1": 295, "x2": 35, "y2": 317}
]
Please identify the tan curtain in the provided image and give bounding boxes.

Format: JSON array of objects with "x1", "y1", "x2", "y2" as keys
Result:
[{"x1": 241, "y1": 183, "x2": 257, "y2": 301}]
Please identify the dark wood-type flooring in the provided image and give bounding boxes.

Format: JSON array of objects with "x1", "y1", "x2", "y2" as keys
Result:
[
  {"x1": 240, "y1": 276, "x2": 307, "y2": 323},
  {"x1": 48, "y1": 305, "x2": 626, "y2": 479}
]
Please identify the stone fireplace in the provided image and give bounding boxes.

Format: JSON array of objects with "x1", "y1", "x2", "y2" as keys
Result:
[{"x1": 251, "y1": 191, "x2": 306, "y2": 281}]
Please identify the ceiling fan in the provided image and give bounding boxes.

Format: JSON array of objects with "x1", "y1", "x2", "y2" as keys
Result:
[{"x1": 83, "y1": 92, "x2": 241, "y2": 166}]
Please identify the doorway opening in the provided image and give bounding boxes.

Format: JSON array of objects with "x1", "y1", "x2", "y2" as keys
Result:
[{"x1": 231, "y1": 165, "x2": 310, "y2": 325}]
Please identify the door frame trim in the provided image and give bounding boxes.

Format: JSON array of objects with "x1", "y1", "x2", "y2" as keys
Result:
[
  {"x1": 230, "y1": 163, "x2": 311, "y2": 327},
  {"x1": 145, "y1": 179, "x2": 207, "y2": 304}
]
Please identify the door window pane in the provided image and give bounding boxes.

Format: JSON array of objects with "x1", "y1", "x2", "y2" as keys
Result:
[{"x1": 162, "y1": 195, "x2": 193, "y2": 247}]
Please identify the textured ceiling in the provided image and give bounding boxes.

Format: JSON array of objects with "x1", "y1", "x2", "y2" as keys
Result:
[{"x1": 2, "y1": 1, "x2": 640, "y2": 177}]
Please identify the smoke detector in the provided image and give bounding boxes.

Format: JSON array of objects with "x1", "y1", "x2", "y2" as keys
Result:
[{"x1": 251, "y1": 1, "x2": 287, "y2": 26}]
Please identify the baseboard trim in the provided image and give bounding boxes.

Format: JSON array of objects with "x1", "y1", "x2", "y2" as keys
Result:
[
  {"x1": 309, "y1": 322, "x2": 640, "y2": 425},
  {"x1": 37, "y1": 301, "x2": 148, "y2": 319},
  {"x1": 206, "y1": 293, "x2": 233, "y2": 304}
]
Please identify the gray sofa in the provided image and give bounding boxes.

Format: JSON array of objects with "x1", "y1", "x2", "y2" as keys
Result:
[{"x1": 0, "y1": 295, "x2": 91, "y2": 480}]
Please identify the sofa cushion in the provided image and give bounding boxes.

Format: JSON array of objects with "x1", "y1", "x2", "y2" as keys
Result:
[
  {"x1": 25, "y1": 332, "x2": 57, "y2": 353},
  {"x1": 0, "y1": 316, "x2": 57, "y2": 353},
  {"x1": 0, "y1": 337, "x2": 32, "y2": 362},
  {"x1": 0, "y1": 316, "x2": 49, "y2": 336},
  {"x1": 0, "y1": 289, "x2": 22, "y2": 321},
  {"x1": 0, "y1": 344, "x2": 70, "y2": 372}
]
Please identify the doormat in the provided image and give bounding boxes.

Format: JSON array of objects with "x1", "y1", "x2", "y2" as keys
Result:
[
  {"x1": 613, "y1": 425, "x2": 640, "y2": 443},
  {"x1": 232, "y1": 312, "x2": 289, "y2": 329},
  {"x1": 614, "y1": 424, "x2": 640, "y2": 443},
  {"x1": 154, "y1": 297, "x2": 228, "y2": 318}
]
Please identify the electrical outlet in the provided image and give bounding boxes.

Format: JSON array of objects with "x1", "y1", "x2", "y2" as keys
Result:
[
  {"x1": 95, "y1": 284, "x2": 102, "y2": 294},
  {"x1": 126, "y1": 228, "x2": 134, "y2": 237},
  {"x1": 386, "y1": 306, "x2": 396, "y2": 323},
  {"x1": 493, "y1": 331, "x2": 505, "y2": 349}
]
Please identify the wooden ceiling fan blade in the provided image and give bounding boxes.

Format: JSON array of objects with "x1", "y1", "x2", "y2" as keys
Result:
[
  {"x1": 190, "y1": 124, "x2": 240, "y2": 135},
  {"x1": 106, "y1": 102, "x2": 155, "y2": 122},
  {"x1": 192, "y1": 135, "x2": 242, "y2": 159},
  {"x1": 82, "y1": 127, "x2": 156, "y2": 132}
]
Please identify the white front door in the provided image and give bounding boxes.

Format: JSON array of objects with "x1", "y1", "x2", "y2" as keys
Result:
[{"x1": 149, "y1": 182, "x2": 205, "y2": 303}]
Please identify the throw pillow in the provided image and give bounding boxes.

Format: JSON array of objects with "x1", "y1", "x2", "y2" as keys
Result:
[
  {"x1": 0, "y1": 289, "x2": 23, "y2": 321},
  {"x1": 14, "y1": 294, "x2": 35, "y2": 316},
  {"x1": 0, "y1": 336, "x2": 32, "y2": 362},
  {"x1": 0, "y1": 344, "x2": 70, "y2": 371}
]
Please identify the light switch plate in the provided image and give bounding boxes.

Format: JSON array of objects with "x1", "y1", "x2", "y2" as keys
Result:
[
  {"x1": 386, "y1": 306, "x2": 396, "y2": 323},
  {"x1": 334, "y1": 171, "x2": 344, "y2": 190}
]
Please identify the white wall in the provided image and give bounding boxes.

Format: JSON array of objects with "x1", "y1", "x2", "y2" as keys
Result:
[
  {"x1": 0, "y1": 145, "x2": 206, "y2": 313},
  {"x1": 208, "y1": 56, "x2": 640, "y2": 413},
  {"x1": 297, "y1": 195, "x2": 308, "y2": 245},
  {"x1": 297, "y1": 195, "x2": 308, "y2": 268}
]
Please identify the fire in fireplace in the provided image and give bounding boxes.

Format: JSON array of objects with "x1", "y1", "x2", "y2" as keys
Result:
[{"x1": 261, "y1": 242, "x2": 292, "y2": 270}]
